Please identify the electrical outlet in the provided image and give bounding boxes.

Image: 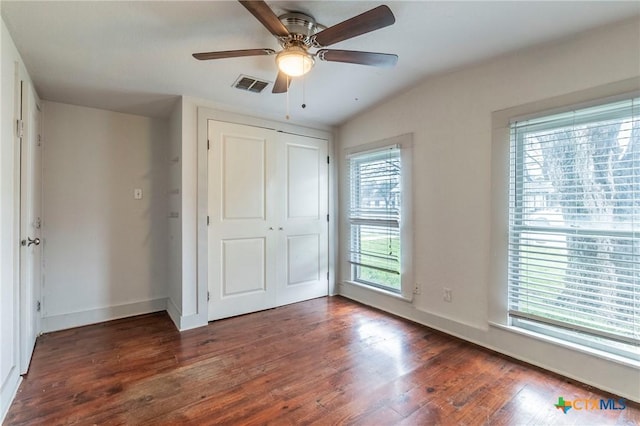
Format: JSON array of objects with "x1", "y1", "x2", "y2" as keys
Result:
[
  {"x1": 413, "y1": 282, "x2": 420, "y2": 295},
  {"x1": 443, "y1": 288, "x2": 453, "y2": 303}
]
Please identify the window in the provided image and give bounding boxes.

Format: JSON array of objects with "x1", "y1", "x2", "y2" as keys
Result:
[
  {"x1": 346, "y1": 136, "x2": 412, "y2": 298},
  {"x1": 508, "y1": 96, "x2": 640, "y2": 359}
]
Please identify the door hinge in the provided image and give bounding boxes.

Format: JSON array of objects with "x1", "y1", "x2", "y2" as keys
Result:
[
  {"x1": 16, "y1": 119, "x2": 24, "y2": 139},
  {"x1": 207, "y1": 140, "x2": 210, "y2": 150},
  {"x1": 326, "y1": 214, "x2": 329, "y2": 222},
  {"x1": 327, "y1": 271, "x2": 329, "y2": 281},
  {"x1": 207, "y1": 291, "x2": 210, "y2": 302},
  {"x1": 37, "y1": 134, "x2": 42, "y2": 146},
  {"x1": 36, "y1": 301, "x2": 41, "y2": 312},
  {"x1": 207, "y1": 215, "x2": 210, "y2": 226},
  {"x1": 327, "y1": 156, "x2": 330, "y2": 164}
]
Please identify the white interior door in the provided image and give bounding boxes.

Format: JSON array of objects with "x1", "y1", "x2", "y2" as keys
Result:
[
  {"x1": 208, "y1": 121, "x2": 278, "y2": 320},
  {"x1": 275, "y1": 133, "x2": 328, "y2": 305},
  {"x1": 19, "y1": 81, "x2": 42, "y2": 373}
]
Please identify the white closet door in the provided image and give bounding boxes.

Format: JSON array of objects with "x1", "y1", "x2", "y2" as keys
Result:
[
  {"x1": 275, "y1": 133, "x2": 328, "y2": 306},
  {"x1": 207, "y1": 121, "x2": 329, "y2": 321},
  {"x1": 208, "y1": 121, "x2": 277, "y2": 320}
]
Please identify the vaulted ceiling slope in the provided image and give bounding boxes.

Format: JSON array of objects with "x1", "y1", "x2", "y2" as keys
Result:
[{"x1": 2, "y1": 1, "x2": 639, "y2": 127}]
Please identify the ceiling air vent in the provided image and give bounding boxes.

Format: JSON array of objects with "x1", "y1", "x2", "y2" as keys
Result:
[{"x1": 233, "y1": 75, "x2": 270, "y2": 93}]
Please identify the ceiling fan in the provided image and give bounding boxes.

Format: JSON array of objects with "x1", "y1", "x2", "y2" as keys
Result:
[{"x1": 193, "y1": 1, "x2": 398, "y2": 94}]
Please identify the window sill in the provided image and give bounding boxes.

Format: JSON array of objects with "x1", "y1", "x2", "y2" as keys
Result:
[
  {"x1": 341, "y1": 280, "x2": 414, "y2": 303},
  {"x1": 489, "y1": 321, "x2": 640, "y2": 370}
]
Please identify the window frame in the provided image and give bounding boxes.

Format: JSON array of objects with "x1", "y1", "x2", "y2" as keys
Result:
[
  {"x1": 489, "y1": 80, "x2": 640, "y2": 365},
  {"x1": 348, "y1": 146, "x2": 402, "y2": 292},
  {"x1": 343, "y1": 134, "x2": 413, "y2": 301},
  {"x1": 509, "y1": 97, "x2": 640, "y2": 359}
]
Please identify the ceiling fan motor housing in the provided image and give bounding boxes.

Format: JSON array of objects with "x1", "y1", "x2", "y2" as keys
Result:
[{"x1": 278, "y1": 12, "x2": 322, "y2": 48}]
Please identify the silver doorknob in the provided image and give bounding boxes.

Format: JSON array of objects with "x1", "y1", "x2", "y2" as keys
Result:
[
  {"x1": 27, "y1": 237, "x2": 40, "y2": 247},
  {"x1": 278, "y1": 227, "x2": 283, "y2": 230}
]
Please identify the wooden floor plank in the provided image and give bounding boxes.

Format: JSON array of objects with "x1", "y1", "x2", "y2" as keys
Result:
[{"x1": 4, "y1": 296, "x2": 637, "y2": 425}]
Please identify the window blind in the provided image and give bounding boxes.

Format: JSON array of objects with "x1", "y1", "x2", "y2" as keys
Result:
[
  {"x1": 509, "y1": 97, "x2": 640, "y2": 351},
  {"x1": 348, "y1": 146, "x2": 401, "y2": 291}
]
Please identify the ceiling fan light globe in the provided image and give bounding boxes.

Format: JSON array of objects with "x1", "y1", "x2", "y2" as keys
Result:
[{"x1": 276, "y1": 47, "x2": 314, "y2": 77}]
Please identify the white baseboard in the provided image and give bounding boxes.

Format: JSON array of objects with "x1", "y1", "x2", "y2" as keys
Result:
[
  {"x1": 1, "y1": 367, "x2": 21, "y2": 425},
  {"x1": 166, "y1": 297, "x2": 182, "y2": 330},
  {"x1": 165, "y1": 297, "x2": 207, "y2": 331},
  {"x1": 41, "y1": 298, "x2": 168, "y2": 333},
  {"x1": 178, "y1": 313, "x2": 207, "y2": 331}
]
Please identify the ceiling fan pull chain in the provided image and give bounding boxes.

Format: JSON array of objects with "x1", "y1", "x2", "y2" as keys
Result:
[
  {"x1": 285, "y1": 75, "x2": 290, "y2": 120},
  {"x1": 302, "y1": 73, "x2": 307, "y2": 109}
]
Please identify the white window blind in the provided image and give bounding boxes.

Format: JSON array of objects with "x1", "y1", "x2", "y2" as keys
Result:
[
  {"x1": 348, "y1": 145, "x2": 401, "y2": 292},
  {"x1": 509, "y1": 97, "x2": 640, "y2": 355}
]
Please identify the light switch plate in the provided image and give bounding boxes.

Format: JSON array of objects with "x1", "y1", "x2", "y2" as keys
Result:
[{"x1": 134, "y1": 188, "x2": 143, "y2": 200}]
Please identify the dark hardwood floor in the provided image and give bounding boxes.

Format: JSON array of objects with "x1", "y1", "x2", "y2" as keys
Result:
[{"x1": 5, "y1": 296, "x2": 638, "y2": 425}]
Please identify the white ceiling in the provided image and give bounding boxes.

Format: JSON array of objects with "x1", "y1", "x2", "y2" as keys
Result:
[{"x1": 2, "y1": 1, "x2": 639, "y2": 127}]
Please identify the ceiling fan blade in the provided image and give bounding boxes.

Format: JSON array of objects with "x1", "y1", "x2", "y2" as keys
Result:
[
  {"x1": 272, "y1": 71, "x2": 290, "y2": 94},
  {"x1": 238, "y1": 1, "x2": 289, "y2": 38},
  {"x1": 317, "y1": 50, "x2": 398, "y2": 67},
  {"x1": 312, "y1": 5, "x2": 395, "y2": 47},
  {"x1": 192, "y1": 48, "x2": 276, "y2": 60}
]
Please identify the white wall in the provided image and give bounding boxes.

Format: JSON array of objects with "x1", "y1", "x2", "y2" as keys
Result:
[
  {"x1": 338, "y1": 18, "x2": 640, "y2": 401},
  {"x1": 166, "y1": 98, "x2": 183, "y2": 322},
  {"x1": 164, "y1": 95, "x2": 202, "y2": 331},
  {"x1": 1, "y1": 18, "x2": 35, "y2": 420},
  {"x1": 180, "y1": 98, "x2": 199, "y2": 321},
  {"x1": 41, "y1": 101, "x2": 169, "y2": 331}
]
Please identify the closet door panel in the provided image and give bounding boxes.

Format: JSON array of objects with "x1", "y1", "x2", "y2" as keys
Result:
[
  {"x1": 277, "y1": 133, "x2": 329, "y2": 305},
  {"x1": 222, "y1": 136, "x2": 265, "y2": 220},
  {"x1": 287, "y1": 144, "x2": 320, "y2": 219},
  {"x1": 221, "y1": 238, "x2": 266, "y2": 296},
  {"x1": 287, "y1": 234, "x2": 320, "y2": 285},
  {"x1": 208, "y1": 121, "x2": 277, "y2": 321}
]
